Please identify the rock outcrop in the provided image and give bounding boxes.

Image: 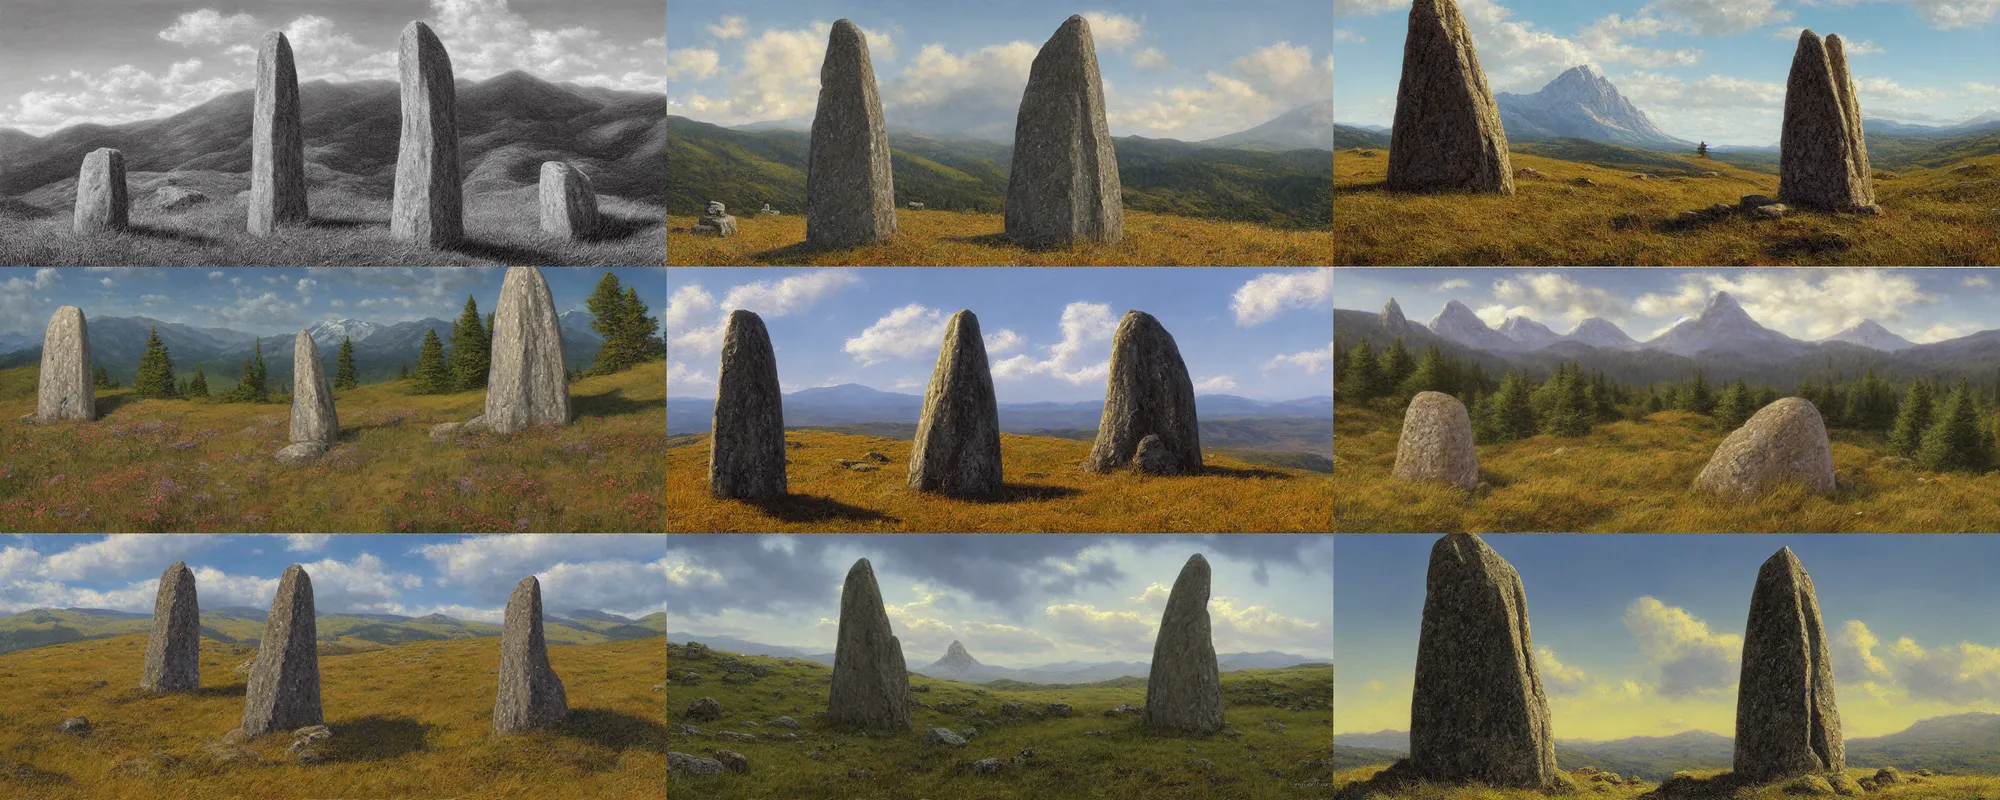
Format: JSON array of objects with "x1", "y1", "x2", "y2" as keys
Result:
[
  {"x1": 709, "y1": 310, "x2": 787, "y2": 499},
  {"x1": 1411, "y1": 533, "x2": 1557, "y2": 787},
  {"x1": 390, "y1": 21, "x2": 463, "y2": 247},
  {"x1": 1694, "y1": 398, "x2": 1835, "y2": 498},
  {"x1": 1143, "y1": 554, "x2": 1224, "y2": 734},
  {"x1": 1386, "y1": 0, "x2": 1515, "y2": 194},
  {"x1": 242, "y1": 565, "x2": 322, "y2": 737},
  {"x1": 1381, "y1": 299, "x2": 1409, "y2": 334},
  {"x1": 908, "y1": 310, "x2": 1003, "y2": 497},
  {"x1": 35, "y1": 306, "x2": 94, "y2": 422},
  {"x1": 1779, "y1": 31, "x2": 1876, "y2": 212},
  {"x1": 73, "y1": 148, "x2": 130, "y2": 233},
  {"x1": 1734, "y1": 547, "x2": 1843, "y2": 783},
  {"x1": 1393, "y1": 391, "x2": 1479, "y2": 491},
  {"x1": 537, "y1": 162, "x2": 599, "y2": 240},
  {"x1": 493, "y1": 576, "x2": 569, "y2": 734},
  {"x1": 1086, "y1": 311, "x2": 1201, "y2": 475},
  {"x1": 806, "y1": 19, "x2": 897, "y2": 248},
  {"x1": 249, "y1": 31, "x2": 308, "y2": 235},
  {"x1": 483, "y1": 267, "x2": 570, "y2": 434},
  {"x1": 827, "y1": 558, "x2": 911, "y2": 732},
  {"x1": 277, "y1": 330, "x2": 338, "y2": 464},
  {"x1": 1004, "y1": 15, "x2": 1123, "y2": 247},
  {"x1": 140, "y1": 562, "x2": 200, "y2": 693}
]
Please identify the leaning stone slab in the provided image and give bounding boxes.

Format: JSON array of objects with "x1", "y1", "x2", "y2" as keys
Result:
[
  {"x1": 140, "y1": 561, "x2": 200, "y2": 693},
  {"x1": 1086, "y1": 311, "x2": 1201, "y2": 474},
  {"x1": 827, "y1": 558, "x2": 911, "y2": 732},
  {"x1": 1735, "y1": 547, "x2": 1843, "y2": 783},
  {"x1": 250, "y1": 31, "x2": 308, "y2": 236},
  {"x1": 1694, "y1": 397, "x2": 1835, "y2": 498},
  {"x1": 73, "y1": 148, "x2": 130, "y2": 234},
  {"x1": 1779, "y1": 31, "x2": 1876, "y2": 212},
  {"x1": 908, "y1": 310, "x2": 1003, "y2": 497},
  {"x1": 242, "y1": 565, "x2": 322, "y2": 737},
  {"x1": 390, "y1": 21, "x2": 464, "y2": 248},
  {"x1": 709, "y1": 310, "x2": 787, "y2": 499},
  {"x1": 806, "y1": 19, "x2": 897, "y2": 248},
  {"x1": 276, "y1": 330, "x2": 338, "y2": 464},
  {"x1": 1393, "y1": 391, "x2": 1478, "y2": 491},
  {"x1": 538, "y1": 162, "x2": 599, "y2": 240},
  {"x1": 483, "y1": 267, "x2": 570, "y2": 434},
  {"x1": 1004, "y1": 15, "x2": 1123, "y2": 247},
  {"x1": 493, "y1": 576, "x2": 569, "y2": 734},
  {"x1": 1385, "y1": 0, "x2": 1515, "y2": 194},
  {"x1": 1143, "y1": 554, "x2": 1224, "y2": 734},
  {"x1": 36, "y1": 306, "x2": 94, "y2": 422}
]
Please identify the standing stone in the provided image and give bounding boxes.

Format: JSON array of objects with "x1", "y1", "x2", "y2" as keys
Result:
[
  {"x1": 72, "y1": 148, "x2": 129, "y2": 234},
  {"x1": 1005, "y1": 15, "x2": 1123, "y2": 247},
  {"x1": 1411, "y1": 533, "x2": 1557, "y2": 787},
  {"x1": 276, "y1": 330, "x2": 338, "y2": 464},
  {"x1": 35, "y1": 306, "x2": 94, "y2": 422},
  {"x1": 1779, "y1": 31, "x2": 1876, "y2": 212},
  {"x1": 390, "y1": 21, "x2": 463, "y2": 248},
  {"x1": 1086, "y1": 311, "x2": 1201, "y2": 475},
  {"x1": 140, "y1": 562, "x2": 200, "y2": 693},
  {"x1": 693, "y1": 201, "x2": 739, "y2": 237},
  {"x1": 1385, "y1": 0, "x2": 1515, "y2": 194},
  {"x1": 908, "y1": 310, "x2": 1003, "y2": 497},
  {"x1": 484, "y1": 267, "x2": 569, "y2": 434},
  {"x1": 494, "y1": 576, "x2": 569, "y2": 734},
  {"x1": 1381, "y1": 298, "x2": 1409, "y2": 334},
  {"x1": 806, "y1": 19, "x2": 897, "y2": 248},
  {"x1": 709, "y1": 310, "x2": 787, "y2": 500},
  {"x1": 1735, "y1": 547, "x2": 1843, "y2": 783},
  {"x1": 242, "y1": 565, "x2": 322, "y2": 737},
  {"x1": 538, "y1": 162, "x2": 598, "y2": 240},
  {"x1": 249, "y1": 31, "x2": 308, "y2": 236},
  {"x1": 826, "y1": 558, "x2": 911, "y2": 732},
  {"x1": 1694, "y1": 398, "x2": 1835, "y2": 498},
  {"x1": 1393, "y1": 391, "x2": 1478, "y2": 492},
  {"x1": 1143, "y1": 554, "x2": 1224, "y2": 734}
]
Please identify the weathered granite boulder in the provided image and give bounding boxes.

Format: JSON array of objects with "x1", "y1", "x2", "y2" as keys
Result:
[
  {"x1": 35, "y1": 306, "x2": 94, "y2": 422},
  {"x1": 537, "y1": 162, "x2": 599, "y2": 240},
  {"x1": 276, "y1": 330, "x2": 338, "y2": 464},
  {"x1": 694, "y1": 201, "x2": 739, "y2": 237},
  {"x1": 250, "y1": 31, "x2": 308, "y2": 236},
  {"x1": 1779, "y1": 31, "x2": 1876, "y2": 212},
  {"x1": 1086, "y1": 311, "x2": 1201, "y2": 474},
  {"x1": 827, "y1": 558, "x2": 911, "y2": 732},
  {"x1": 710, "y1": 310, "x2": 787, "y2": 499},
  {"x1": 390, "y1": 21, "x2": 463, "y2": 248},
  {"x1": 1385, "y1": 0, "x2": 1515, "y2": 194},
  {"x1": 483, "y1": 267, "x2": 570, "y2": 434},
  {"x1": 153, "y1": 187, "x2": 211, "y2": 212},
  {"x1": 1393, "y1": 391, "x2": 1478, "y2": 491},
  {"x1": 493, "y1": 576, "x2": 569, "y2": 734},
  {"x1": 1005, "y1": 15, "x2": 1123, "y2": 247},
  {"x1": 1734, "y1": 547, "x2": 1843, "y2": 783},
  {"x1": 806, "y1": 19, "x2": 897, "y2": 248},
  {"x1": 73, "y1": 148, "x2": 129, "y2": 233},
  {"x1": 242, "y1": 565, "x2": 322, "y2": 737},
  {"x1": 1134, "y1": 434, "x2": 1179, "y2": 475},
  {"x1": 1411, "y1": 533, "x2": 1557, "y2": 787},
  {"x1": 908, "y1": 310, "x2": 1003, "y2": 497},
  {"x1": 140, "y1": 562, "x2": 200, "y2": 693},
  {"x1": 1694, "y1": 398, "x2": 1835, "y2": 498},
  {"x1": 1143, "y1": 554, "x2": 1224, "y2": 734}
]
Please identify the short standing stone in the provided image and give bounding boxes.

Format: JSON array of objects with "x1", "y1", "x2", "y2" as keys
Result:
[
  {"x1": 1005, "y1": 15, "x2": 1123, "y2": 247},
  {"x1": 806, "y1": 19, "x2": 897, "y2": 248},
  {"x1": 827, "y1": 558, "x2": 911, "y2": 732},
  {"x1": 694, "y1": 201, "x2": 739, "y2": 237},
  {"x1": 709, "y1": 310, "x2": 787, "y2": 499},
  {"x1": 1143, "y1": 554, "x2": 1224, "y2": 734},
  {"x1": 242, "y1": 565, "x2": 322, "y2": 737},
  {"x1": 250, "y1": 31, "x2": 308, "y2": 236},
  {"x1": 1694, "y1": 397, "x2": 1835, "y2": 498},
  {"x1": 140, "y1": 561, "x2": 200, "y2": 693},
  {"x1": 36, "y1": 306, "x2": 94, "y2": 422},
  {"x1": 72, "y1": 148, "x2": 129, "y2": 234},
  {"x1": 1411, "y1": 533, "x2": 1558, "y2": 787},
  {"x1": 494, "y1": 576, "x2": 569, "y2": 733},
  {"x1": 483, "y1": 267, "x2": 570, "y2": 434},
  {"x1": 1779, "y1": 31, "x2": 1875, "y2": 212},
  {"x1": 908, "y1": 310, "x2": 1003, "y2": 497},
  {"x1": 390, "y1": 21, "x2": 464, "y2": 248},
  {"x1": 1385, "y1": 0, "x2": 1515, "y2": 194},
  {"x1": 276, "y1": 330, "x2": 338, "y2": 464},
  {"x1": 1735, "y1": 547, "x2": 1843, "y2": 783},
  {"x1": 1087, "y1": 311, "x2": 1201, "y2": 474},
  {"x1": 538, "y1": 161, "x2": 599, "y2": 240},
  {"x1": 759, "y1": 203, "x2": 780, "y2": 216},
  {"x1": 1393, "y1": 391, "x2": 1478, "y2": 491}
]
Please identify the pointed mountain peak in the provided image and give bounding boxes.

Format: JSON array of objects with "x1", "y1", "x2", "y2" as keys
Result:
[
  {"x1": 1704, "y1": 291, "x2": 1743, "y2": 313},
  {"x1": 930, "y1": 639, "x2": 983, "y2": 670},
  {"x1": 1820, "y1": 318, "x2": 1915, "y2": 351},
  {"x1": 1381, "y1": 298, "x2": 1408, "y2": 332}
]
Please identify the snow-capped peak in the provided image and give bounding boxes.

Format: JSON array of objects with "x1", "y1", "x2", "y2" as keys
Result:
[
  {"x1": 1820, "y1": 319, "x2": 1915, "y2": 352},
  {"x1": 306, "y1": 318, "x2": 383, "y2": 344}
]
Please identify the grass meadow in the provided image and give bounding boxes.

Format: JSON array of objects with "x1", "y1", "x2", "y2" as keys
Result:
[
  {"x1": 0, "y1": 361, "x2": 666, "y2": 532},
  {"x1": 1335, "y1": 762, "x2": 1993, "y2": 800},
  {"x1": 666, "y1": 428, "x2": 1332, "y2": 532}
]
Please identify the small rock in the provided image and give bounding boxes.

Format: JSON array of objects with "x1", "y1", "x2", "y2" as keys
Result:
[
  {"x1": 907, "y1": 202, "x2": 925, "y2": 210},
  {"x1": 1047, "y1": 702, "x2": 1073, "y2": 717},
  {"x1": 669, "y1": 751, "x2": 723, "y2": 776},
  {"x1": 770, "y1": 716, "x2": 800, "y2": 729},
  {"x1": 848, "y1": 768, "x2": 872, "y2": 779},
  {"x1": 1741, "y1": 194, "x2": 1781, "y2": 209},
  {"x1": 1571, "y1": 177, "x2": 1597, "y2": 187},
  {"x1": 862, "y1": 451, "x2": 890, "y2": 463},
  {"x1": 687, "y1": 697, "x2": 722, "y2": 722},
  {"x1": 153, "y1": 186, "x2": 210, "y2": 211},
  {"x1": 1514, "y1": 167, "x2": 1545, "y2": 179},
  {"x1": 922, "y1": 727, "x2": 968, "y2": 747},
  {"x1": 1755, "y1": 203, "x2": 1789, "y2": 219},
  {"x1": 55, "y1": 717, "x2": 90, "y2": 736},
  {"x1": 716, "y1": 749, "x2": 748, "y2": 773},
  {"x1": 970, "y1": 758, "x2": 1003, "y2": 774}
]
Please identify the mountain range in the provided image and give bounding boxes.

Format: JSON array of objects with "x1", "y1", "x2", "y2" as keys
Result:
[
  {"x1": 0, "y1": 606, "x2": 666, "y2": 656},
  {"x1": 1496, "y1": 65, "x2": 1690, "y2": 151},
  {"x1": 667, "y1": 632, "x2": 1325, "y2": 685}
]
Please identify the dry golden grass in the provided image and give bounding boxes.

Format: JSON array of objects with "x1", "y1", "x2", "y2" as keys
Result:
[
  {"x1": 1335, "y1": 404, "x2": 2000, "y2": 533},
  {"x1": 667, "y1": 209, "x2": 1333, "y2": 266},
  {"x1": 1332, "y1": 150, "x2": 2000, "y2": 266},
  {"x1": 0, "y1": 633, "x2": 664, "y2": 799},
  {"x1": 667, "y1": 428, "x2": 1332, "y2": 532},
  {"x1": 1337, "y1": 763, "x2": 1995, "y2": 800}
]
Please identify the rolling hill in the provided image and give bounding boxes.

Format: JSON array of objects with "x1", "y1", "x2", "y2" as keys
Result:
[
  {"x1": 0, "y1": 607, "x2": 667, "y2": 656},
  {"x1": 666, "y1": 634, "x2": 1324, "y2": 686}
]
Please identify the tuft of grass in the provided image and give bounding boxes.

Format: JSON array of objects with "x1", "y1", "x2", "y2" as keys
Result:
[
  {"x1": 667, "y1": 428, "x2": 1332, "y2": 532},
  {"x1": 1332, "y1": 149, "x2": 2000, "y2": 266},
  {"x1": 0, "y1": 633, "x2": 665, "y2": 800},
  {"x1": 667, "y1": 209, "x2": 1333, "y2": 266},
  {"x1": 668, "y1": 644, "x2": 1332, "y2": 800},
  {"x1": 0, "y1": 361, "x2": 666, "y2": 532},
  {"x1": 1336, "y1": 763, "x2": 2000, "y2": 800},
  {"x1": 1336, "y1": 403, "x2": 2000, "y2": 533}
]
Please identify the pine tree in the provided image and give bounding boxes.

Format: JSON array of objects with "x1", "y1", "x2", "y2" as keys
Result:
[
  {"x1": 188, "y1": 366, "x2": 209, "y2": 398},
  {"x1": 1919, "y1": 379, "x2": 1990, "y2": 473},
  {"x1": 1340, "y1": 341, "x2": 1380, "y2": 402},
  {"x1": 93, "y1": 364, "x2": 112, "y2": 390},
  {"x1": 229, "y1": 339, "x2": 268, "y2": 403},
  {"x1": 1841, "y1": 369, "x2": 1897, "y2": 432},
  {"x1": 177, "y1": 376, "x2": 190, "y2": 397},
  {"x1": 334, "y1": 337, "x2": 359, "y2": 390},
  {"x1": 449, "y1": 296, "x2": 491, "y2": 390},
  {"x1": 398, "y1": 362, "x2": 410, "y2": 380},
  {"x1": 1697, "y1": 141, "x2": 1709, "y2": 158},
  {"x1": 1714, "y1": 379, "x2": 1756, "y2": 429},
  {"x1": 132, "y1": 326, "x2": 179, "y2": 399},
  {"x1": 1540, "y1": 364, "x2": 1592, "y2": 437},
  {"x1": 1675, "y1": 371, "x2": 1715, "y2": 415},
  {"x1": 1377, "y1": 338, "x2": 1415, "y2": 393},
  {"x1": 1889, "y1": 378, "x2": 1937, "y2": 457},
  {"x1": 586, "y1": 275, "x2": 666, "y2": 375},
  {"x1": 412, "y1": 328, "x2": 453, "y2": 395},
  {"x1": 1399, "y1": 346, "x2": 1457, "y2": 398},
  {"x1": 1488, "y1": 370, "x2": 1537, "y2": 442}
]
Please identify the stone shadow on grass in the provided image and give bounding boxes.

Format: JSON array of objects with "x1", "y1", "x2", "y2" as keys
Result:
[
  {"x1": 562, "y1": 708, "x2": 666, "y2": 754},
  {"x1": 305, "y1": 217, "x2": 377, "y2": 230},
  {"x1": 327, "y1": 715, "x2": 429, "y2": 762},
  {"x1": 571, "y1": 386, "x2": 657, "y2": 420},
  {"x1": 580, "y1": 212, "x2": 657, "y2": 243},
  {"x1": 941, "y1": 232, "x2": 1013, "y2": 248},
  {"x1": 1200, "y1": 465, "x2": 1296, "y2": 480},
  {"x1": 747, "y1": 240, "x2": 851, "y2": 263},
  {"x1": 958, "y1": 482, "x2": 1086, "y2": 503},
  {"x1": 445, "y1": 238, "x2": 558, "y2": 266},
  {"x1": 744, "y1": 494, "x2": 897, "y2": 524},
  {"x1": 126, "y1": 224, "x2": 219, "y2": 246}
]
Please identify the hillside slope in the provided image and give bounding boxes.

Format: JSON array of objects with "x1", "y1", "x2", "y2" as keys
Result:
[{"x1": 0, "y1": 607, "x2": 668, "y2": 656}]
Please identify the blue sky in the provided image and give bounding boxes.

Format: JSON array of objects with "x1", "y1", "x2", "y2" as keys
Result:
[
  {"x1": 1335, "y1": 0, "x2": 2000, "y2": 145},
  {"x1": 0, "y1": 534, "x2": 668, "y2": 621},
  {"x1": 1337, "y1": 268, "x2": 2000, "y2": 344},
  {"x1": 668, "y1": 533, "x2": 1332, "y2": 665},
  {"x1": 666, "y1": 267, "x2": 1335, "y2": 403},
  {"x1": 0, "y1": 267, "x2": 663, "y2": 341},
  {"x1": 0, "y1": 0, "x2": 665, "y2": 135},
  {"x1": 1337, "y1": 534, "x2": 2000, "y2": 740},
  {"x1": 667, "y1": 0, "x2": 1334, "y2": 140}
]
